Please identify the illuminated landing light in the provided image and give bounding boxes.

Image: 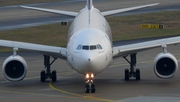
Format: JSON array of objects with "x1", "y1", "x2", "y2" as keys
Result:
[
  {"x1": 85, "y1": 74, "x2": 89, "y2": 79},
  {"x1": 85, "y1": 73, "x2": 94, "y2": 79},
  {"x1": 91, "y1": 73, "x2": 94, "y2": 78}
]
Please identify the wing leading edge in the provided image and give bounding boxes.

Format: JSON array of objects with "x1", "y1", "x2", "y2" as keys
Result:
[
  {"x1": 113, "y1": 36, "x2": 180, "y2": 57},
  {"x1": 20, "y1": 5, "x2": 78, "y2": 17},
  {"x1": 101, "y1": 3, "x2": 159, "y2": 16},
  {"x1": 21, "y1": 3, "x2": 159, "y2": 17},
  {"x1": 0, "y1": 39, "x2": 67, "y2": 59}
]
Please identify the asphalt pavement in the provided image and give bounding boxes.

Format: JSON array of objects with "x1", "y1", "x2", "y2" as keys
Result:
[{"x1": 0, "y1": 0, "x2": 180, "y2": 101}]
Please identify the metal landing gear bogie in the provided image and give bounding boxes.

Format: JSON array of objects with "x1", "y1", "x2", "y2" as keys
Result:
[
  {"x1": 124, "y1": 53, "x2": 141, "y2": 81},
  {"x1": 84, "y1": 83, "x2": 96, "y2": 93},
  {"x1": 84, "y1": 73, "x2": 96, "y2": 93},
  {"x1": 41, "y1": 55, "x2": 57, "y2": 82}
]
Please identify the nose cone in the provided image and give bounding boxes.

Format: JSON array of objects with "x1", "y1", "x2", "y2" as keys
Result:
[
  {"x1": 83, "y1": 52, "x2": 96, "y2": 66},
  {"x1": 81, "y1": 52, "x2": 100, "y2": 73}
]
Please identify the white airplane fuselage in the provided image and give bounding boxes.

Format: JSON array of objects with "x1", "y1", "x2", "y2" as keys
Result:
[{"x1": 67, "y1": 6, "x2": 113, "y2": 75}]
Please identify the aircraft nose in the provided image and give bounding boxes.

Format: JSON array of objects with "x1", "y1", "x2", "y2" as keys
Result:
[
  {"x1": 82, "y1": 52, "x2": 97, "y2": 69},
  {"x1": 83, "y1": 53, "x2": 94, "y2": 63}
]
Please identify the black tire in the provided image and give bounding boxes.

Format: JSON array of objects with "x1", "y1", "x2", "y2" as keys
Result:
[
  {"x1": 136, "y1": 68, "x2": 140, "y2": 80},
  {"x1": 125, "y1": 69, "x2": 129, "y2": 81},
  {"x1": 84, "y1": 85, "x2": 90, "y2": 93},
  {"x1": 41, "y1": 70, "x2": 46, "y2": 82},
  {"x1": 52, "y1": 70, "x2": 57, "y2": 82},
  {"x1": 91, "y1": 84, "x2": 96, "y2": 93}
]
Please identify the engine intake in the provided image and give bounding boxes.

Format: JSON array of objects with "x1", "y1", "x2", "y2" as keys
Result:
[
  {"x1": 2, "y1": 55, "x2": 27, "y2": 81},
  {"x1": 154, "y1": 53, "x2": 178, "y2": 79}
]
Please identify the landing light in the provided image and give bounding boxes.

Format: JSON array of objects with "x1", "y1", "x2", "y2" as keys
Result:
[
  {"x1": 86, "y1": 74, "x2": 89, "y2": 79},
  {"x1": 91, "y1": 73, "x2": 94, "y2": 78},
  {"x1": 85, "y1": 73, "x2": 94, "y2": 79}
]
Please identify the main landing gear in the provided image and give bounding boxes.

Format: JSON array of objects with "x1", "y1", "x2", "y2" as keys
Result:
[
  {"x1": 124, "y1": 53, "x2": 140, "y2": 81},
  {"x1": 84, "y1": 73, "x2": 96, "y2": 93},
  {"x1": 41, "y1": 55, "x2": 57, "y2": 82}
]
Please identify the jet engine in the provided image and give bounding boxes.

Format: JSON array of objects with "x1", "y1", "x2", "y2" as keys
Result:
[
  {"x1": 154, "y1": 52, "x2": 178, "y2": 79},
  {"x1": 2, "y1": 55, "x2": 27, "y2": 81}
]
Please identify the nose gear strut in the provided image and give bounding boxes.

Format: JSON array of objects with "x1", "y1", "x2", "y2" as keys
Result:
[{"x1": 84, "y1": 73, "x2": 96, "y2": 93}]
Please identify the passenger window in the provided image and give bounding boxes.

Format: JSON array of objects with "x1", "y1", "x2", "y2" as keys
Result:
[
  {"x1": 90, "y1": 45, "x2": 96, "y2": 50},
  {"x1": 82, "y1": 46, "x2": 89, "y2": 50}
]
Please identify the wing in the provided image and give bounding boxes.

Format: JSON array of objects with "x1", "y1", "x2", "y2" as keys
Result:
[
  {"x1": 113, "y1": 36, "x2": 180, "y2": 57},
  {"x1": 0, "y1": 39, "x2": 66, "y2": 59},
  {"x1": 20, "y1": 5, "x2": 78, "y2": 17},
  {"x1": 101, "y1": 3, "x2": 159, "y2": 16}
]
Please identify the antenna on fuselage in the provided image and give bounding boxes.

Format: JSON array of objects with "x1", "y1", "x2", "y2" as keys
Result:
[{"x1": 87, "y1": 0, "x2": 93, "y2": 10}]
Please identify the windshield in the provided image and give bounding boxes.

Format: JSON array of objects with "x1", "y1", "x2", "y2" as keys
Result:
[{"x1": 76, "y1": 44, "x2": 103, "y2": 50}]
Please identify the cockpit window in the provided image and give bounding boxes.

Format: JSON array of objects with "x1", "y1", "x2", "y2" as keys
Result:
[
  {"x1": 90, "y1": 45, "x2": 96, "y2": 50},
  {"x1": 76, "y1": 45, "x2": 82, "y2": 50},
  {"x1": 97, "y1": 44, "x2": 103, "y2": 49},
  {"x1": 76, "y1": 44, "x2": 103, "y2": 50},
  {"x1": 82, "y1": 45, "x2": 89, "y2": 50}
]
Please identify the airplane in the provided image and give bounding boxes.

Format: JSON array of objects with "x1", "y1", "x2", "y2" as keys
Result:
[{"x1": 0, "y1": 0, "x2": 180, "y2": 93}]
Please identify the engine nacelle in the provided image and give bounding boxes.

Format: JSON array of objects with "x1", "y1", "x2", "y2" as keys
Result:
[
  {"x1": 154, "y1": 53, "x2": 178, "y2": 79},
  {"x1": 2, "y1": 55, "x2": 27, "y2": 81}
]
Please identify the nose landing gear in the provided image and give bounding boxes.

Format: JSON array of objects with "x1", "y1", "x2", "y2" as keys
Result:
[{"x1": 84, "y1": 73, "x2": 96, "y2": 93}]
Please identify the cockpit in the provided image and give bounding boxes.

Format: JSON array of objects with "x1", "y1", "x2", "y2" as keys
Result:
[{"x1": 76, "y1": 44, "x2": 103, "y2": 50}]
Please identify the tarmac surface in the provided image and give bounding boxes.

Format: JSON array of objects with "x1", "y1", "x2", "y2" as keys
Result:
[
  {"x1": 0, "y1": 45, "x2": 180, "y2": 102},
  {"x1": 1, "y1": 0, "x2": 180, "y2": 102}
]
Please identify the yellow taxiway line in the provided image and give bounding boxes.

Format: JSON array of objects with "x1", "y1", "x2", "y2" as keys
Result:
[{"x1": 49, "y1": 82, "x2": 114, "y2": 102}]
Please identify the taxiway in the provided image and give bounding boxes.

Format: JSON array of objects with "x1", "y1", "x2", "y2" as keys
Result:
[
  {"x1": 0, "y1": 45, "x2": 180, "y2": 101},
  {"x1": 1, "y1": 0, "x2": 180, "y2": 101}
]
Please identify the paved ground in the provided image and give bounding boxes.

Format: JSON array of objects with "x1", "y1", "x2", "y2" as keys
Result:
[
  {"x1": 0, "y1": 44, "x2": 180, "y2": 102},
  {"x1": 1, "y1": 0, "x2": 180, "y2": 102}
]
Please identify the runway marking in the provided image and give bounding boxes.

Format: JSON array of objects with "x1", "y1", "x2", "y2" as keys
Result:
[
  {"x1": 0, "y1": 71, "x2": 81, "y2": 99},
  {"x1": 0, "y1": 70, "x2": 116, "y2": 101},
  {"x1": 0, "y1": 70, "x2": 115, "y2": 101},
  {"x1": 111, "y1": 59, "x2": 180, "y2": 68},
  {"x1": 25, "y1": 71, "x2": 75, "y2": 80},
  {"x1": 0, "y1": 71, "x2": 76, "y2": 83},
  {"x1": 1, "y1": 70, "x2": 114, "y2": 101},
  {"x1": 110, "y1": 60, "x2": 153, "y2": 68},
  {"x1": 0, "y1": 89, "x2": 79, "y2": 99},
  {"x1": 4, "y1": 57, "x2": 180, "y2": 101},
  {"x1": 49, "y1": 82, "x2": 114, "y2": 102},
  {"x1": 48, "y1": 71, "x2": 114, "y2": 102}
]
